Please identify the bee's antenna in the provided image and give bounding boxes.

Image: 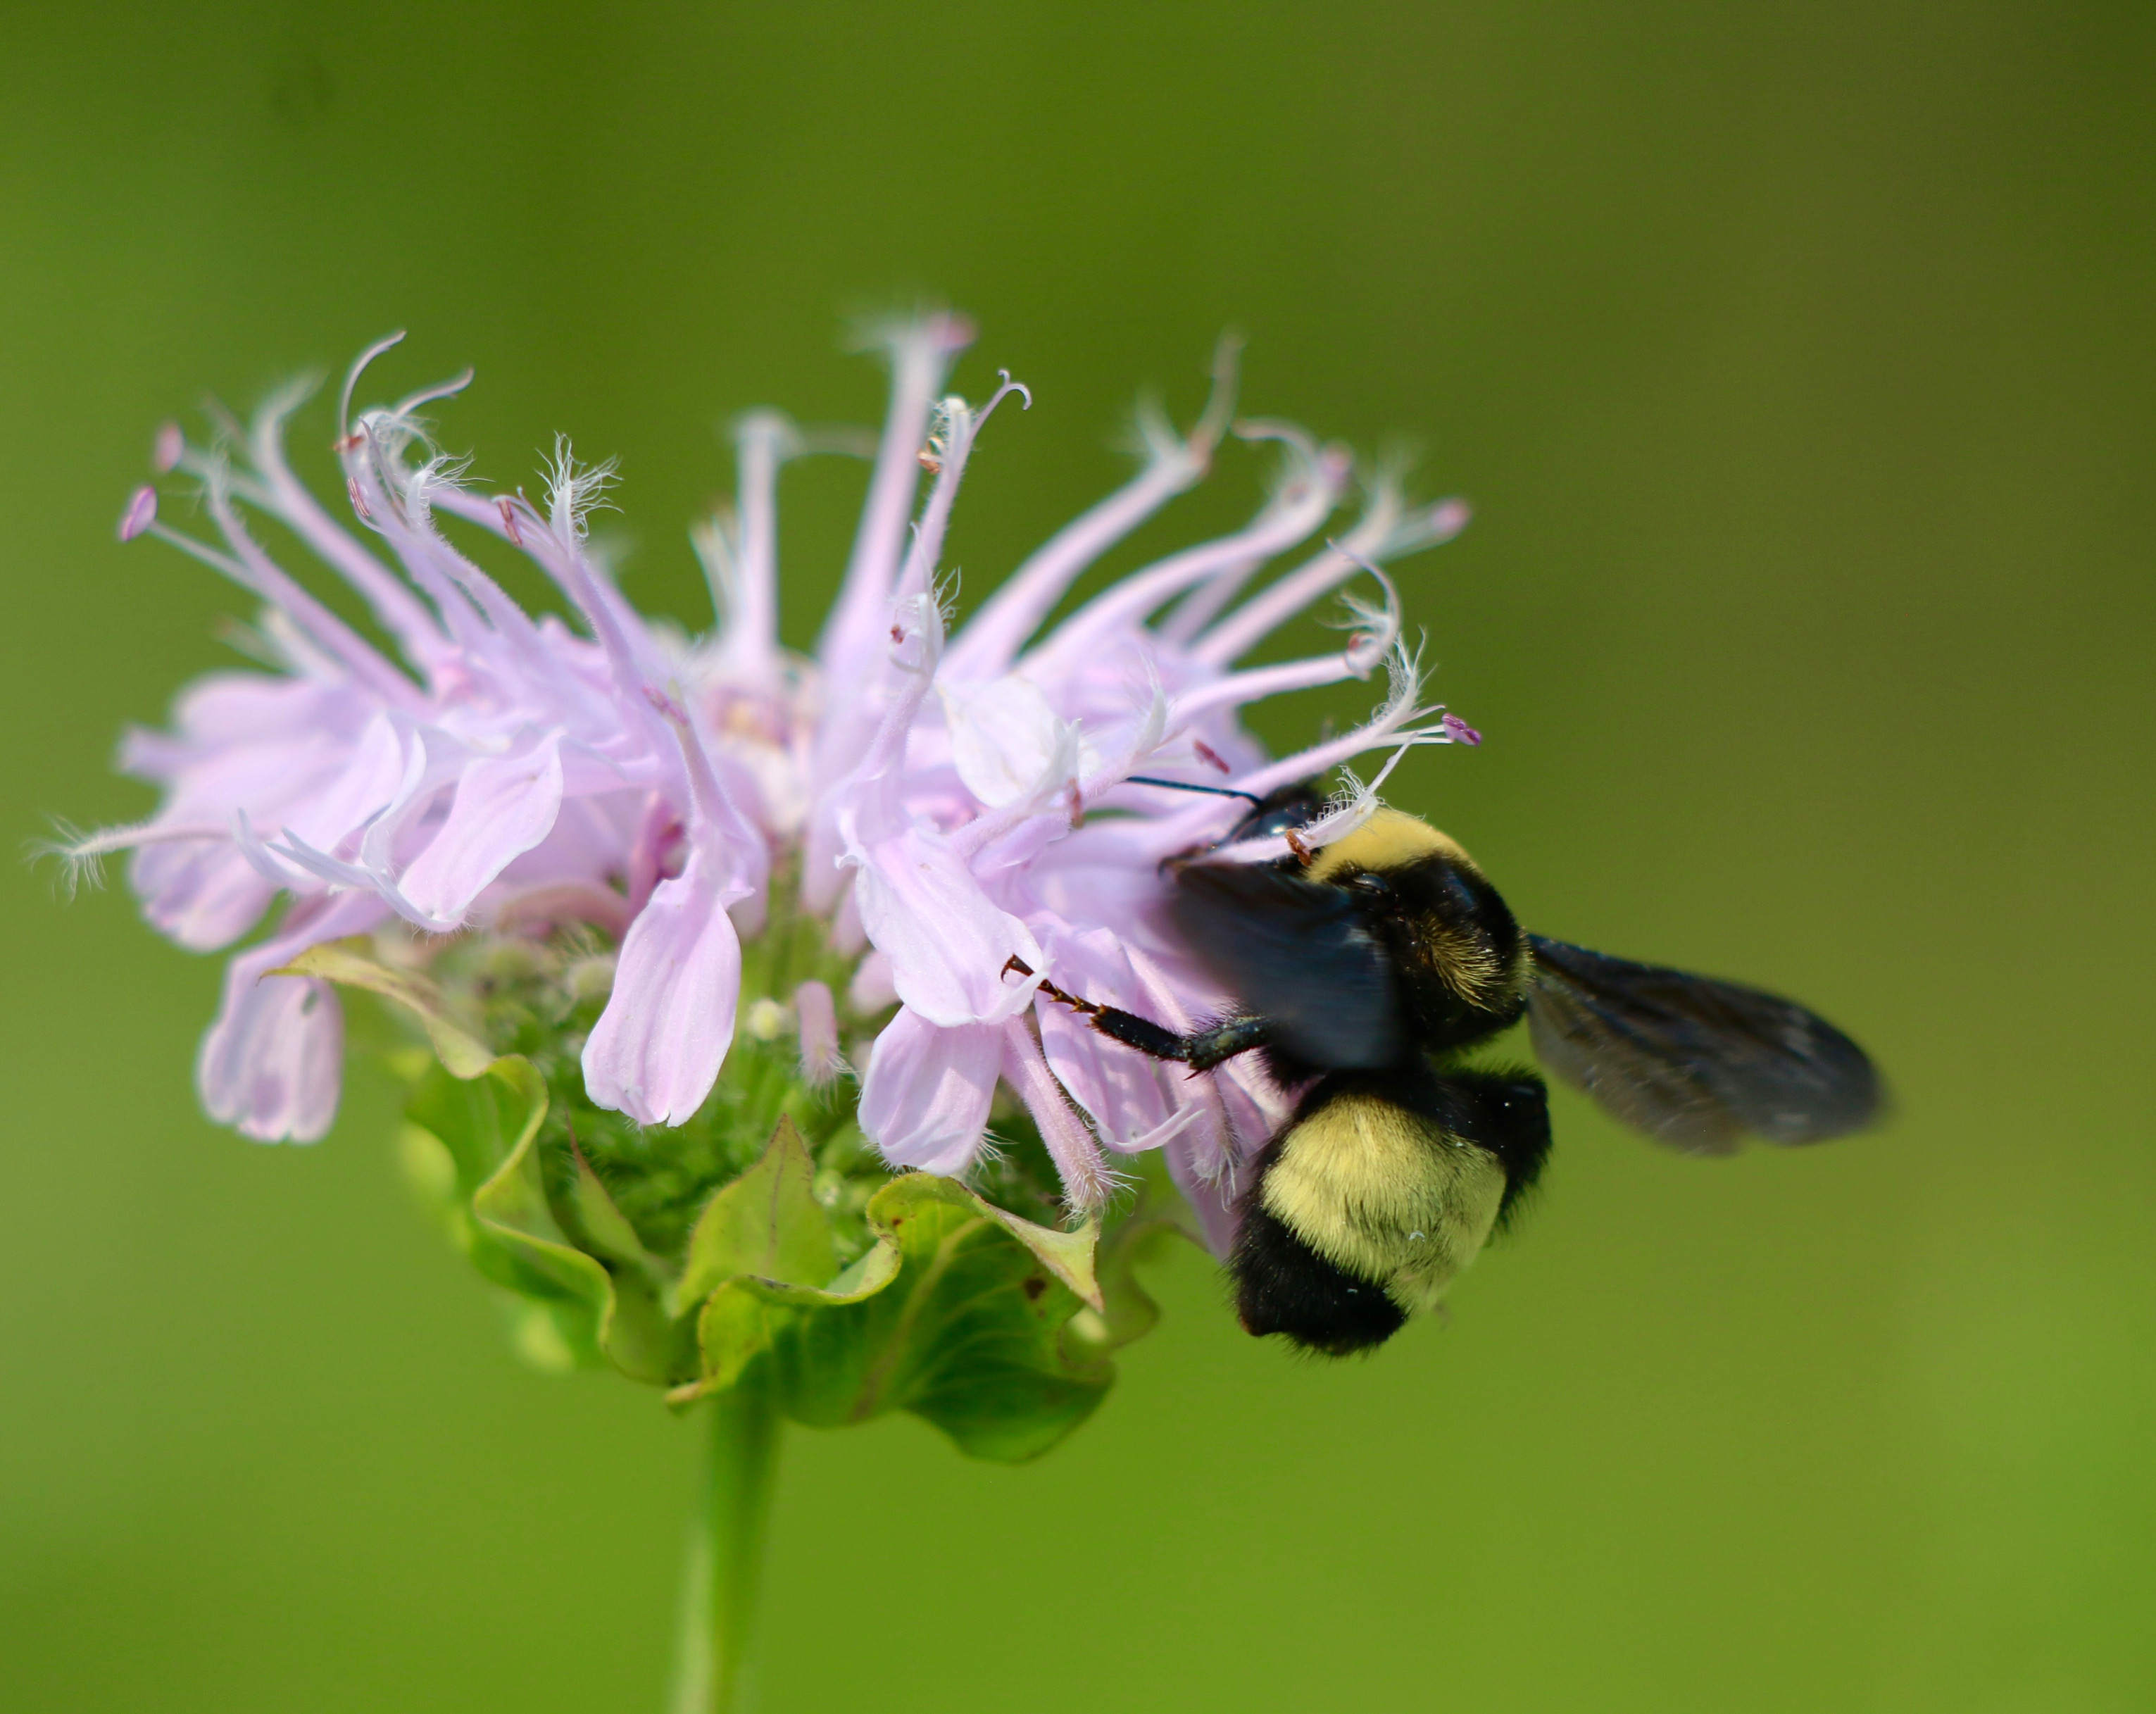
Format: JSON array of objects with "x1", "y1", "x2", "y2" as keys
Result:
[{"x1": 1124, "y1": 775, "x2": 1264, "y2": 806}]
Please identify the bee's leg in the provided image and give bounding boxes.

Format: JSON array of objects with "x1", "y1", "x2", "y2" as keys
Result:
[
  {"x1": 1004, "y1": 956, "x2": 1191, "y2": 1060},
  {"x1": 1003, "y1": 957, "x2": 1268, "y2": 1069},
  {"x1": 1179, "y1": 1014, "x2": 1271, "y2": 1071},
  {"x1": 1083, "y1": 1005, "x2": 1196, "y2": 1062}
]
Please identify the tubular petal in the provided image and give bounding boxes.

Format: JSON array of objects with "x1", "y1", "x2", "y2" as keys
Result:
[
  {"x1": 793, "y1": 980, "x2": 846, "y2": 1084},
  {"x1": 1188, "y1": 488, "x2": 1465, "y2": 668},
  {"x1": 848, "y1": 827, "x2": 1044, "y2": 1027},
  {"x1": 818, "y1": 315, "x2": 969, "y2": 684},
  {"x1": 937, "y1": 675, "x2": 1099, "y2": 809},
  {"x1": 944, "y1": 336, "x2": 1240, "y2": 679},
  {"x1": 582, "y1": 845, "x2": 747, "y2": 1126},
  {"x1": 858, "y1": 1007, "x2": 1000, "y2": 1175},
  {"x1": 196, "y1": 892, "x2": 388, "y2": 1143},
  {"x1": 1032, "y1": 930, "x2": 1178, "y2": 1151},
  {"x1": 1000, "y1": 1019, "x2": 1115, "y2": 1213},
  {"x1": 395, "y1": 735, "x2": 568, "y2": 925}
]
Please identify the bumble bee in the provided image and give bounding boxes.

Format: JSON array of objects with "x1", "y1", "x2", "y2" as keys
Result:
[{"x1": 1027, "y1": 784, "x2": 1884, "y2": 1355}]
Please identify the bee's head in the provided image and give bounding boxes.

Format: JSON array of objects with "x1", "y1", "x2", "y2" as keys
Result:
[{"x1": 1224, "y1": 780, "x2": 1329, "y2": 847}]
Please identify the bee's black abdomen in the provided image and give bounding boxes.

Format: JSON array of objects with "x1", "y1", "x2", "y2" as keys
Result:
[
  {"x1": 1231, "y1": 1201, "x2": 1408, "y2": 1355},
  {"x1": 1446, "y1": 1068, "x2": 1554, "y2": 1232}
]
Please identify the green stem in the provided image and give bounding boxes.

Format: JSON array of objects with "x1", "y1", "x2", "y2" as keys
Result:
[{"x1": 668, "y1": 1386, "x2": 782, "y2": 1714}]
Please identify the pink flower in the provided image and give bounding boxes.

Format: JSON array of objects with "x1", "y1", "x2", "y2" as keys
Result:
[
  {"x1": 70, "y1": 316, "x2": 1481, "y2": 1235},
  {"x1": 72, "y1": 337, "x2": 767, "y2": 1137}
]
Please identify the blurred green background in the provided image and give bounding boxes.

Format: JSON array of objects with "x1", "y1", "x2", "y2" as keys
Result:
[{"x1": 4, "y1": 2, "x2": 2150, "y2": 1709}]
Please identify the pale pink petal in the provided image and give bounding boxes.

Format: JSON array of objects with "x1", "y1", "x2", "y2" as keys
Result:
[
  {"x1": 351, "y1": 726, "x2": 465, "y2": 889},
  {"x1": 858, "y1": 1006, "x2": 1000, "y2": 1175},
  {"x1": 793, "y1": 980, "x2": 846, "y2": 1084},
  {"x1": 123, "y1": 673, "x2": 370, "y2": 773},
  {"x1": 490, "y1": 789, "x2": 644, "y2": 894},
  {"x1": 848, "y1": 949, "x2": 898, "y2": 1012},
  {"x1": 396, "y1": 734, "x2": 565, "y2": 923},
  {"x1": 200, "y1": 975, "x2": 342, "y2": 1144},
  {"x1": 936, "y1": 675, "x2": 1098, "y2": 808},
  {"x1": 123, "y1": 706, "x2": 370, "y2": 922},
  {"x1": 1169, "y1": 651, "x2": 1372, "y2": 723},
  {"x1": 804, "y1": 588, "x2": 945, "y2": 912},
  {"x1": 1164, "y1": 1144, "x2": 1244, "y2": 1261},
  {"x1": 260, "y1": 824, "x2": 375, "y2": 892},
  {"x1": 230, "y1": 807, "x2": 319, "y2": 891},
  {"x1": 1193, "y1": 491, "x2": 1467, "y2": 667},
  {"x1": 1000, "y1": 1018, "x2": 1115, "y2": 1212},
  {"x1": 197, "y1": 893, "x2": 388, "y2": 1143},
  {"x1": 1155, "y1": 430, "x2": 1350, "y2": 643},
  {"x1": 277, "y1": 711, "x2": 410, "y2": 852},
  {"x1": 817, "y1": 314, "x2": 971, "y2": 686},
  {"x1": 1022, "y1": 441, "x2": 1346, "y2": 675},
  {"x1": 945, "y1": 337, "x2": 1239, "y2": 678},
  {"x1": 697, "y1": 411, "x2": 795, "y2": 679},
  {"x1": 1032, "y1": 927, "x2": 1177, "y2": 1150},
  {"x1": 249, "y1": 389, "x2": 451, "y2": 673},
  {"x1": 582, "y1": 845, "x2": 745, "y2": 1126},
  {"x1": 848, "y1": 826, "x2": 1043, "y2": 1026},
  {"x1": 131, "y1": 839, "x2": 278, "y2": 951},
  {"x1": 199, "y1": 478, "x2": 426, "y2": 713}
]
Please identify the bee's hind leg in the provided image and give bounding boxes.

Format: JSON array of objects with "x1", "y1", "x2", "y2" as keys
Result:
[
  {"x1": 1001, "y1": 957, "x2": 1269, "y2": 1070},
  {"x1": 1180, "y1": 1015, "x2": 1270, "y2": 1071}
]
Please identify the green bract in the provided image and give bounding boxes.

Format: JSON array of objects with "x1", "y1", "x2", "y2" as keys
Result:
[{"x1": 283, "y1": 930, "x2": 1183, "y2": 1465}]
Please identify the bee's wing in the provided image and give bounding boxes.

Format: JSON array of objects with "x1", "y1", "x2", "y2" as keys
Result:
[
  {"x1": 1168, "y1": 863, "x2": 1403, "y2": 1068},
  {"x1": 1525, "y1": 934, "x2": 1884, "y2": 1154}
]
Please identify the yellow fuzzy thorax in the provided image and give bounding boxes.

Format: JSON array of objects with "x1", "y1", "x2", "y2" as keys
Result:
[{"x1": 1305, "y1": 808, "x2": 1475, "y2": 884}]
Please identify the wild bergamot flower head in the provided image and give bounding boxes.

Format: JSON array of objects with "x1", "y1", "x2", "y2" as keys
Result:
[{"x1": 73, "y1": 315, "x2": 1474, "y2": 1246}]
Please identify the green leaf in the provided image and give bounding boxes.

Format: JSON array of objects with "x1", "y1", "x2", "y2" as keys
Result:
[
  {"x1": 674, "y1": 1174, "x2": 1113, "y2": 1463},
  {"x1": 537, "y1": 1131, "x2": 678, "y2": 1332},
  {"x1": 672, "y1": 1116, "x2": 839, "y2": 1315},
  {"x1": 562, "y1": 1141, "x2": 670, "y2": 1277},
  {"x1": 982, "y1": 1204, "x2": 1104, "y2": 1314},
  {"x1": 299, "y1": 942, "x2": 693, "y2": 1384},
  {"x1": 275, "y1": 940, "x2": 493, "y2": 1077}
]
